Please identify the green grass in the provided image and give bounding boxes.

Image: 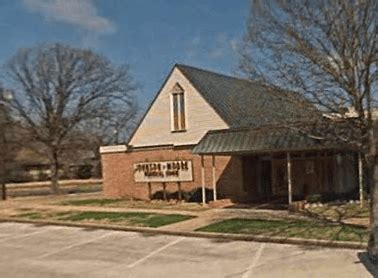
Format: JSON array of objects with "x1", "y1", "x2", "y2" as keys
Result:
[
  {"x1": 14, "y1": 210, "x2": 194, "y2": 228},
  {"x1": 16, "y1": 212, "x2": 43, "y2": 219},
  {"x1": 61, "y1": 198, "x2": 124, "y2": 206},
  {"x1": 58, "y1": 198, "x2": 207, "y2": 211},
  {"x1": 57, "y1": 211, "x2": 193, "y2": 227},
  {"x1": 197, "y1": 218, "x2": 369, "y2": 242}
]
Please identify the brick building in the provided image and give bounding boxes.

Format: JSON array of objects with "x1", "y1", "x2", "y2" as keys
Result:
[{"x1": 100, "y1": 64, "x2": 360, "y2": 204}]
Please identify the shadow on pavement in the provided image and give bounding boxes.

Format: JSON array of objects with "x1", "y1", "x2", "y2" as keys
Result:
[{"x1": 357, "y1": 252, "x2": 378, "y2": 277}]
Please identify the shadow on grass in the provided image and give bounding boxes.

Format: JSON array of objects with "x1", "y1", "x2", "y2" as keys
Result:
[
  {"x1": 198, "y1": 218, "x2": 368, "y2": 243},
  {"x1": 302, "y1": 203, "x2": 369, "y2": 226}
]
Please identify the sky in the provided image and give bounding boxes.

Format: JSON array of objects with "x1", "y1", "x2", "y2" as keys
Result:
[{"x1": 0, "y1": 0, "x2": 250, "y2": 109}]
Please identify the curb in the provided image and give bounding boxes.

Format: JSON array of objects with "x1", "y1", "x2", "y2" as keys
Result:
[{"x1": 0, "y1": 217, "x2": 367, "y2": 250}]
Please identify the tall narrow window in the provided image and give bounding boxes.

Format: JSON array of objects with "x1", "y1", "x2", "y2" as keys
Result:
[
  {"x1": 173, "y1": 93, "x2": 180, "y2": 131},
  {"x1": 179, "y1": 92, "x2": 186, "y2": 129},
  {"x1": 171, "y1": 85, "x2": 186, "y2": 131}
]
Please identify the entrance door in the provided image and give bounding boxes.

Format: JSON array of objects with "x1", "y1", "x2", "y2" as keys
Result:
[{"x1": 260, "y1": 160, "x2": 273, "y2": 198}]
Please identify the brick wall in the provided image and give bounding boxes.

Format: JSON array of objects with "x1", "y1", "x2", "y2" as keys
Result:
[{"x1": 101, "y1": 146, "x2": 248, "y2": 202}]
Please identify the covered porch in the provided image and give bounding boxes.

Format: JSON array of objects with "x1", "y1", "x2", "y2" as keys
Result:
[{"x1": 193, "y1": 126, "x2": 363, "y2": 206}]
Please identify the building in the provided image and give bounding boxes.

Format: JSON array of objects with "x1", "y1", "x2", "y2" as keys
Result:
[
  {"x1": 9, "y1": 145, "x2": 96, "y2": 183},
  {"x1": 100, "y1": 64, "x2": 359, "y2": 205}
]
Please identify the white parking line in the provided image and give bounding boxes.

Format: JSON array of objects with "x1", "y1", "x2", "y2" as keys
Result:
[
  {"x1": 242, "y1": 243, "x2": 266, "y2": 278},
  {"x1": 127, "y1": 237, "x2": 184, "y2": 269},
  {"x1": 37, "y1": 231, "x2": 116, "y2": 259},
  {"x1": 0, "y1": 228, "x2": 52, "y2": 243}
]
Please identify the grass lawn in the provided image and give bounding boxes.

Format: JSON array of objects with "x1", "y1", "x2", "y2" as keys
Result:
[
  {"x1": 14, "y1": 210, "x2": 194, "y2": 228},
  {"x1": 197, "y1": 218, "x2": 369, "y2": 243},
  {"x1": 59, "y1": 198, "x2": 207, "y2": 211}
]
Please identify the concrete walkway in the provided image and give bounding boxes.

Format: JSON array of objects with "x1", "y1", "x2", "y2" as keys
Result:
[{"x1": 160, "y1": 210, "x2": 226, "y2": 232}]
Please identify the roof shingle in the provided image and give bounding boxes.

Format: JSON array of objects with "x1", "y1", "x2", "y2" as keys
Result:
[{"x1": 177, "y1": 64, "x2": 319, "y2": 128}]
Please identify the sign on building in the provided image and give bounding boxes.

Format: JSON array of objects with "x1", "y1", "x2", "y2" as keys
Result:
[{"x1": 134, "y1": 160, "x2": 193, "y2": 183}]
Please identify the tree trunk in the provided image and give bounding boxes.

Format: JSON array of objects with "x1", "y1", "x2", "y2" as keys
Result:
[
  {"x1": 0, "y1": 166, "x2": 6, "y2": 201},
  {"x1": 367, "y1": 154, "x2": 378, "y2": 261},
  {"x1": 50, "y1": 150, "x2": 60, "y2": 194},
  {"x1": 93, "y1": 150, "x2": 102, "y2": 178},
  {"x1": 1, "y1": 182, "x2": 6, "y2": 201}
]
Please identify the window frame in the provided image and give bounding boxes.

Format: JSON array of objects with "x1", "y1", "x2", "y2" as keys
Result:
[{"x1": 170, "y1": 84, "x2": 186, "y2": 132}]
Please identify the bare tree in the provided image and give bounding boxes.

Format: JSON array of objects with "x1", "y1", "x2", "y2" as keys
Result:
[
  {"x1": 76, "y1": 101, "x2": 139, "y2": 177},
  {"x1": 0, "y1": 87, "x2": 16, "y2": 200},
  {"x1": 4, "y1": 43, "x2": 138, "y2": 194},
  {"x1": 240, "y1": 0, "x2": 377, "y2": 258}
]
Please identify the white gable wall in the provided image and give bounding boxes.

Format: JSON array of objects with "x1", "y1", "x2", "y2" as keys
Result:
[{"x1": 129, "y1": 67, "x2": 229, "y2": 147}]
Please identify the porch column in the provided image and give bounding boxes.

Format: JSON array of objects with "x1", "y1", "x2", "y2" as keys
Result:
[
  {"x1": 358, "y1": 152, "x2": 364, "y2": 208},
  {"x1": 148, "y1": 182, "x2": 152, "y2": 200},
  {"x1": 287, "y1": 152, "x2": 293, "y2": 204},
  {"x1": 212, "y1": 155, "x2": 217, "y2": 201},
  {"x1": 201, "y1": 155, "x2": 206, "y2": 205},
  {"x1": 162, "y1": 182, "x2": 167, "y2": 201},
  {"x1": 177, "y1": 182, "x2": 182, "y2": 201}
]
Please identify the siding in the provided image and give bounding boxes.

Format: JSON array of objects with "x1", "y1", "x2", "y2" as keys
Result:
[{"x1": 129, "y1": 68, "x2": 229, "y2": 147}]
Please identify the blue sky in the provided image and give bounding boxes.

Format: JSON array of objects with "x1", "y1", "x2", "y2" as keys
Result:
[{"x1": 0, "y1": 0, "x2": 249, "y2": 109}]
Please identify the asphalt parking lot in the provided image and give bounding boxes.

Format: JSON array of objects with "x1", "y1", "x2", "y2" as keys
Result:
[{"x1": 0, "y1": 222, "x2": 376, "y2": 278}]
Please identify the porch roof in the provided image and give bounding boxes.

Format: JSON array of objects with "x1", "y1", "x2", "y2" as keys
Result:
[{"x1": 192, "y1": 126, "x2": 353, "y2": 155}]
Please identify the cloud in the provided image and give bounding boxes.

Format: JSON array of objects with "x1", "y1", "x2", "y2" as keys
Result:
[
  {"x1": 183, "y1": 33, "x2": 241, "y2": 65},
  {"x1": 184, "y1": 35, "x2": 202, "y2": 60},
  {"x1": 190, "y1": 36, "x2": 201, "y2": 46},
  {"x1": 209, "y1": 33, "x2": 239, "y2": 59},
  {"x1": 230, "y1": 38, "x2": 240, "y2": 52},
  {"x1": 23, "y1": 0, "x2": 116, "y2": 34}
]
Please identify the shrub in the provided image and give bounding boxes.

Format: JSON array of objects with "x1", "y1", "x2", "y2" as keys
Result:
[
  {"x1": 188, "y1": 187, "x2": 213, "y2": 203},
  {"x1": 76, "y1": 165, "x2": 93, "y2": 179},
  {"x1": 151, "y1": 187, "x2": 213, "y2": 203},
  {"x1": 305, "y1": 194, "x2": 322, "y2": 203}
]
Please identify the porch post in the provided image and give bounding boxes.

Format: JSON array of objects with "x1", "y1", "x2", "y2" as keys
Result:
[
  {"x1": 177, "y1": 182, "x2": 182, "y2": 201},
  {"x1": 162, "y1": 182, "x2": 167, "y2": 201},
  {"x1": 358, "y1": 152, "x2": 364, "y2": 208},
  {"x1": 201, "y1": 155, "x2": 206, "y2": 205},
  {"x1": 212, "y1": 155, "x2": 217, "y2": 201},
  {"x1": 148, "y1": 182, "x2": 152, "y2": 200},
  {"x1": 287, "y1": 152, "x2": 293, "y2": 204}
]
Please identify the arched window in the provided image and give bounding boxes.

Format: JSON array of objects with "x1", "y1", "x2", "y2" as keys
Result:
[{"x1": 171, "y1": 84, "x2": 186, "y2": 131}]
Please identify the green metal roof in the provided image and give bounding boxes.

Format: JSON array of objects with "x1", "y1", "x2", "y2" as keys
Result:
[{"x1": 192, "y1": 125, "x2": 352, "y2": 155}]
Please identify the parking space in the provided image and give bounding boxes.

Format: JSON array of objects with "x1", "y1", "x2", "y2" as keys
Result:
[{"x1": 0, "y1": 222, "x2": 375, "y2": 278}]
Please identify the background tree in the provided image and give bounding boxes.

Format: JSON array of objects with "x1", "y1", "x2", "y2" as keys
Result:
[
  {"x1": 4, "y1": 43, "x2": 138, "y2": 194},
  {"x1": 75, "y1": 101, "x2": 139, "y2": 177},
  {"x1": 239, "y1": 0, "x2": 377, "y2": 258},
  {"x1": 0, "y1": 87, "x2": 16, "y2": 200}
]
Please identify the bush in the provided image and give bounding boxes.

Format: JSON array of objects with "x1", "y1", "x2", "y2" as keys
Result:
[
  {"x1": 188, "y1": 187, "x2": 213, "y2": 203},
  {"x1": 76, "y1": 165, "x2": 93, "y2": 179},
  {"x1": 305, "y1": 194, "x2": 322, "y2": 203},
  {"x1": 8, "y1": 171, "x2": 33, "y2": 183},
  {"x1": 37, "y1": 171, "x2": 50, "y2": 181},
  {"x1": 151, "y1": 187, "x2": 214, "y2": 203}
]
